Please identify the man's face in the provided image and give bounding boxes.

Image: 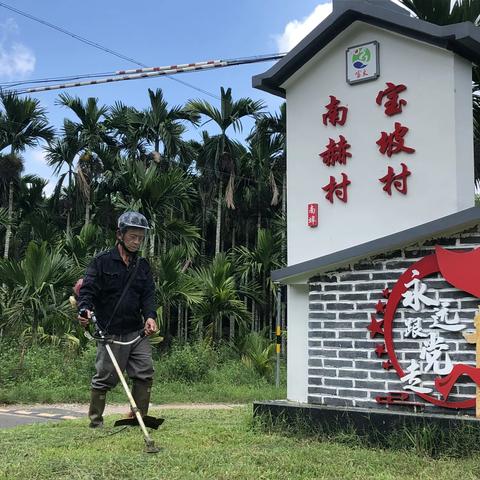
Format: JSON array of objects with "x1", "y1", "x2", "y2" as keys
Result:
[{"x1": 119, "y1": 227, "x2": 146, "y2": 252}]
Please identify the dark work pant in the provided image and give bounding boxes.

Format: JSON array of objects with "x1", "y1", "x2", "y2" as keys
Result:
[{"x1": 91, "y1": 330, "x2": 154, "y2": 391}]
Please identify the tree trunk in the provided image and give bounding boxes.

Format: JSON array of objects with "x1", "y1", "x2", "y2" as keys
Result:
[
  {"x1": 66, "y1": 166, "x2": 73, "y2": 237},
  {"x1": 257, "y1": 210, "x2": 262, "y2": 243},
  {"x1": 184, "y1": 306, "x2": 188, "y2": 342},
  {"x1": 165, "y1": 305, "x2": 171, "y2": 338},
  {"x1": 229, "y1": 316, "x2": 235, "y2": 341},
  {"x1": 84, "y1": 189, "x2": 91, "y2": 227},
  {"x1": 177, "y1": 304, "x2": 183, "y2": 340},
  {"x1": 231, "y1": 225, "x2": 236, "y2": 249},
  {"x1": 215, "y1": 178, "x2": 223, "y2": 256},
  {"x1": 198, "y1": 318, "x2": 203, "y2": 341},
  {"x1": 149, "y1": 232, "x2": 155, "y2": 258},
  {"x1": 66, "y1": 210, "x2": 71, "y2": 237},
  {"x1": 3, "y1": 180, "x2": 14, "y2": 259},
  {"x1": 201, "y1": 204, "x2": 206, "y2": 260}
]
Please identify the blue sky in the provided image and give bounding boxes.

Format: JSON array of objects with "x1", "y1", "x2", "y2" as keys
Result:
[{"x1": 0, "y1": 0, "x2": 337, "y2": 194}]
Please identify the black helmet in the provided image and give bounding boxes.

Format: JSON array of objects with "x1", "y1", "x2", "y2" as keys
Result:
[{"x1": 117, "y1": 211, "x2": 150, "y2": 232}]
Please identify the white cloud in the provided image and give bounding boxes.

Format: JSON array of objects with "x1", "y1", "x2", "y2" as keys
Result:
[
  {"x1": 275, "y1": 2, "x2": 333, "y2": 52},
  {"x1": 0, "y1": 18, "x2": 35, "y2": 80},
  {"x1": 275, "y1": 1, "x2": 416, "y2": 53}
]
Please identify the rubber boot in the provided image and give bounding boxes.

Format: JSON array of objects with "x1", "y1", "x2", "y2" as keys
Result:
[
  {"x1": 88, "y1": 389, "x2": 107, "y2": 428},
  {"x1": 131, "y1": 379, "x2": 152, "y2": 417}
]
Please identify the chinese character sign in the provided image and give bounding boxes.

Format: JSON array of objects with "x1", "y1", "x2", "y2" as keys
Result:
[
  {"x1": 369, "y1": 247, "x2": 480, "y2": 410},
  {"x1": 312, "y1": 77, "x2": 416, "y2": 226},
  {"x1": 307, "y1": 203, "x2": 318, "y2": 227}
]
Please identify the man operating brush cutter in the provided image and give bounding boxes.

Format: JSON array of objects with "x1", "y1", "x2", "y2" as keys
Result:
[{"x1": 77, "y1": 212, "x2": 163, "y2": 441}]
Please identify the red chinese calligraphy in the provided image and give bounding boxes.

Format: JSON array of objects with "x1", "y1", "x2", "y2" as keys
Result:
[
  {"x1": 319, "y1": 135, "x2": 351, "y2": 167},
  {"x1": 379, "y1": 163, "x2": 411, "y2": 195},
  {"x1": 307, "y1": 203, "x2": 318, "y2": 227},
  {"x1": 355, "y1": 69, "x2": 369, "y2": 79},
  {"x1": 376, "y1": 82, "x2": 407, "y2": 116},
  {"x1": 376, "y1": 122, "x2": 415, "y2": 157},
  {"x1": 322, "y1": 95, "x2": 348, "y2": 126},
  {"x1": 322, "y1": 173, "x2": 350, "y2": 203}
]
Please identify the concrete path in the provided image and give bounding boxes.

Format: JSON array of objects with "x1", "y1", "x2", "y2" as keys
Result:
[{"x1": 0, "y1": 403, "x2": 244, "y2": 429}]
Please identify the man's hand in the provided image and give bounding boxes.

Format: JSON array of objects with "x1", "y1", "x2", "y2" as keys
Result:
[
  {"x1": 144, "y1": 318, "x2": 157, "y2": 336},
  {"x1": 77, "y1": 309, "x2": 92, "y2": 328}
]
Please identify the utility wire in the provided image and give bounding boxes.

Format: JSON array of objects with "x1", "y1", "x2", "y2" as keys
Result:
[
  {"x1": 8, "y1": 55, "x2": 284, "y2": 95},
  {"x1": 1, "y1": 53, "x2": 285, "y2": 93},
  {"x1": 0, "y1": 1, "x2": 220, "y2": 99}
]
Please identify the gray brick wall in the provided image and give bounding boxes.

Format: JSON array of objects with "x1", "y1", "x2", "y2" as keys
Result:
[{"x1": 307, "y1": 229, "x2": 479, "y2": 414}]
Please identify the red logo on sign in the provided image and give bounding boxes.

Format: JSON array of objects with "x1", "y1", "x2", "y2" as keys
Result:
[{"x1": 307, "y1": 203, "x2": 318, "y2": 227}]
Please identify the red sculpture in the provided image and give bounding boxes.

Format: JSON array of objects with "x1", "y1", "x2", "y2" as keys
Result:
[
  {"x1": 376, "y1": 82, "x2": 407, "y2": 116},
  {"x1": 322, "y1": 173, "x2": 351, "y2": 203},
  {"x1": 377, "y1": 122, "x2": 415, "y2": 157},
  {"x1": 322, "y1": 95, "x2": 348, "y2": 126},
  {"x1": 379, "y1": 163, "x2": 411, "y2": 195},
  {"x1": 319, "y1": 135, "x2": 352, "y2": 167}
]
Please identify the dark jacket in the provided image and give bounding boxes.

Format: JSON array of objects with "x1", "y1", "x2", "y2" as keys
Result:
[{"x1": 78, "y1": 247, "x2": 157, "y2": 334}]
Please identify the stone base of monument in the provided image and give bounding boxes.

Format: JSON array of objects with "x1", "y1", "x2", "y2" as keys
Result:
[{"x1": 253, "y1": 400, "x2": 480, "y2": 436}]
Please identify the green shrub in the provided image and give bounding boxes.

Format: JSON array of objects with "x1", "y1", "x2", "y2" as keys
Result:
[
  {"x1": 0, "y1": 339, "x2": 96, "y2": 403},
  {"x1": 155, "y1": 341, "x2": 217, "y2": 383}
]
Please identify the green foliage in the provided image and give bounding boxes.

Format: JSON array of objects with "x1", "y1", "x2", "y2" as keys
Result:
[
  {"x1": 0, "y1": 339, "x2": 284, "y2": 404},
  {"x1": 191, "y1": 254, "x2": 250, "y2": 341},
  {"x1": 155, "y1": 341, "x2": 216, "y2": 383},
  {"x1": 0, "y1": 340, "x2": 96, "y2": 403},
  {"x1": 61, "y1": 223, "x2": 103, "y2": 267},
  {"x1": 400, "y1": 0, "x2": 480, "y2": 25},
  {"x1": 0, "y1": 241, "x2": 81, "y2": 333},
  {"x1": 235, "y1": 331, "x2": 276, "y2": 378},
  {"x1": 0, "y1": 207, "x2": 8, "y2": 228}
]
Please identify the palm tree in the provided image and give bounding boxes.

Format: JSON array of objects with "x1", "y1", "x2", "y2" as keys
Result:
[
  {"x1": 244, "y1": 130, "x2": 284, "y2": 239},
  {"x1": 105, "y1": 102, "x2": 146, "y2": 160},
  {"x1": 233, "y1": 228, "x2": 283, "y2": 333},
  {"x1": 153, "y1": 246, "x2": 202, "y2": 339},
  {"x1": 399, "y1": 0, "x2": 480, "y2": 177},
  {"x1": 0, "y1": 241, "x2": 80, "y2": 335},
  {"x1": 131, "y1": 88, "x2": 199, "y2": 168},
  {"x1": 45, "y1": 120, "x2": 84, "y2": 235},
  {"x1": 0, "y1": 153, "x2": 23, "y2": 256},
  {"x1": 112, "y1": 158, "x2": 200, "y2": 256},
  {"x1": 191, "y1": 253, "x2": 250, "y2": 342},
  {"x1": 56, "y1": 94, "x2": 110, "y2": 226},
  {"x1": 250, "y1": 103, "x2": 286, "y2": 245},
  {"x1": 0, "y1": 92, "x2": 54, "y2": 258},
  {"x1": 187, "y1": 87, "x2": 265, "y2": 255}
]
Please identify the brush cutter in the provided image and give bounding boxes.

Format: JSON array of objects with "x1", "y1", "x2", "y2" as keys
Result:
[{"x1": 82, "y1": 311, "x2": 163, "y2": 454}]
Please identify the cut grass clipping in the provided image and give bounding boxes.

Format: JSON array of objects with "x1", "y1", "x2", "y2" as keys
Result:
[{"x1": 2, "y1": 408, "x2": 480, "y2": 480}]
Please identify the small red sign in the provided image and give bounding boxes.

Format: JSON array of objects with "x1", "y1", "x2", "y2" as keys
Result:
[{"x1": 307, "y1": 203, "x2": 318, "y2": 227}]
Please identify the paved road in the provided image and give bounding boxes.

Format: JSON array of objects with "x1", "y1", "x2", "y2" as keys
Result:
[
  {"x1": 0, "y1": 407, "x2": 82, "y2": 429},
  {"x1": 0, "y1": 403, "x2": 242, "y2": 429}
]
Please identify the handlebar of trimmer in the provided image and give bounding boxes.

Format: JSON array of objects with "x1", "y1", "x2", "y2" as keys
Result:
[{"x1": 78, "y1": 308, "x2": 146, "y2": 343}]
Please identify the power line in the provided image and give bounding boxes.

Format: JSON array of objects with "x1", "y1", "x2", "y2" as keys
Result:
[
  {"x1": 9, "y1": 54, "x2": 285, "y2": 95},
  {"x1": 0, "y1": 1, "x2": 220, "y2": 99},
  {"x1": 1, "y1": 53, "x2": 285, "y2": 94}
]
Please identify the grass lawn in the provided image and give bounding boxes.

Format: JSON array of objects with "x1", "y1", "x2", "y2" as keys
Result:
[{"x1": 2, "y1": 407, "x2": 480, "y2": 480}]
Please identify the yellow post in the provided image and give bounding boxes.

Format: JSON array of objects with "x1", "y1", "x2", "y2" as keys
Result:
[
  {"x1": 464, "y1": 308, "x2": 480, "y2": 418},
  {"x1": 475, "y1": 310, "x2": 480, "y2": 419}
]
